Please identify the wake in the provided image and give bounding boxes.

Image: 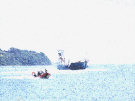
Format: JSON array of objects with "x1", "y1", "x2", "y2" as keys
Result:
[{"x1": 1, "y1": 65, "x2": 108, "y2": 79}]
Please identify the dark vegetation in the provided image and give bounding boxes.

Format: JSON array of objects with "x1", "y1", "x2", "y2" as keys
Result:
[{"x1": 0, "y1": 48, "x2": 51, "y2": 66}]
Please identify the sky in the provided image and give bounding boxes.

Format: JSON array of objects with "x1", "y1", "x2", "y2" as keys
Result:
[{"x1": 0, "y1": 0, "x2": 135, "y2": 64}]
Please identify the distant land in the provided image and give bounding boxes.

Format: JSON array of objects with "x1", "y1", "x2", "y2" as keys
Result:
[{"x1": 0, "y1": 47, "x2": 51, "y2": 66}]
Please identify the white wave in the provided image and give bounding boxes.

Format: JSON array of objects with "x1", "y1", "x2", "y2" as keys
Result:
[
  {"x1": 3, "y1": 75, "x2": 54, "y2": 80},
  {"x1": 1, "y1": 67, "x2": 108, "y2": 75},
  {"x1": 1, "y1": 65, "x2": 108, "y2": 79},
  {"x1": 2, "y1": 76, "x2": 35, "y2": 79}
]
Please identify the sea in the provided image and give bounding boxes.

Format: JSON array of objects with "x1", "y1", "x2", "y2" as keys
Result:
[{"x1": 0, "y1": 64, "x2": 135, "y2": 101}]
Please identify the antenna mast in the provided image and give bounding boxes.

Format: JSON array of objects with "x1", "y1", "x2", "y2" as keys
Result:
[{"x1": 57, "y1": 50, "x2": 65, "y2": 65}]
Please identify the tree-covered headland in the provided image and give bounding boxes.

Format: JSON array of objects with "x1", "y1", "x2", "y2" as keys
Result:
[{"x1": 0, "y1": 48, "x2": 51, "y2": 66}]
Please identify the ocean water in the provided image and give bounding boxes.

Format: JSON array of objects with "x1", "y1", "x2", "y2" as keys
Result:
[{"x1": 0, "y1": 64, "x2": 135, "y2": 101}]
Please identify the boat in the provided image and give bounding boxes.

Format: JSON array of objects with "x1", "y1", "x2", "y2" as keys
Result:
[
  {"x1": 57, "y1": 50, "x2": 88, "y2": 70},
  {"x1": 32, "y1": 70, "x2": 51, "y2": 79}
]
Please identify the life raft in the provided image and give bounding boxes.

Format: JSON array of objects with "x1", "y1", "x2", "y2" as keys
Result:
[
  {"x1": 32, "y1": 72, "x2": 51, "y2": 79},
  {"x1": 40, "y1": 73, "x2": 51, "y2": 79}
]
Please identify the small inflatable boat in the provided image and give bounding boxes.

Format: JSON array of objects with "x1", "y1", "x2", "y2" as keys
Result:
[{"x1": 32, "y1": 71, "x2": 51, "y2": 79}]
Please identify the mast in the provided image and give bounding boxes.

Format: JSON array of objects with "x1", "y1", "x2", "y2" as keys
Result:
[{"x1": 57, "y1": 50, "x2": 65, "y2": 65}]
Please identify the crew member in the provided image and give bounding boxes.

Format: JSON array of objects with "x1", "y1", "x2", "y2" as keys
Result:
[{"x1": 45, "y1": 69, "x2": 48, "y2": 78}]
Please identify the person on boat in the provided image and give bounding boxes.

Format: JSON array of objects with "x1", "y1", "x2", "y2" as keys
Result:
[
  {"x1": 37, "y1": 70, "x2": 44, "y2": 76},
  {"x1": 32, "y1": 72, "x2": 37, "y2": 77},
  {"x1": 37, "y1": 71, "x2": 40, "y2": 76},
  {"x1": 45, "y1": 69, "x2": 47, "y2": 73},
  {"x1": 44, "y1": 69, "x2": 48, "y2": 78},
  {"x1": 33, "y1": 73, "x2": 37, "y2": 77},
  {"x1": 37, "y1": 71, "x2": 41, "y2": 76}
]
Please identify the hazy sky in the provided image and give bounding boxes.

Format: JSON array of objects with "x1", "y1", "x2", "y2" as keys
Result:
[{"x1": 0, "y1": 0, "x2": 135, "y2": 64}]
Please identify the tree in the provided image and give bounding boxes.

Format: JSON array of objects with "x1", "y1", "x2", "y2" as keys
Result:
[{"x1": 0, "y1": 48, "x2": 51, "y2": 66}]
